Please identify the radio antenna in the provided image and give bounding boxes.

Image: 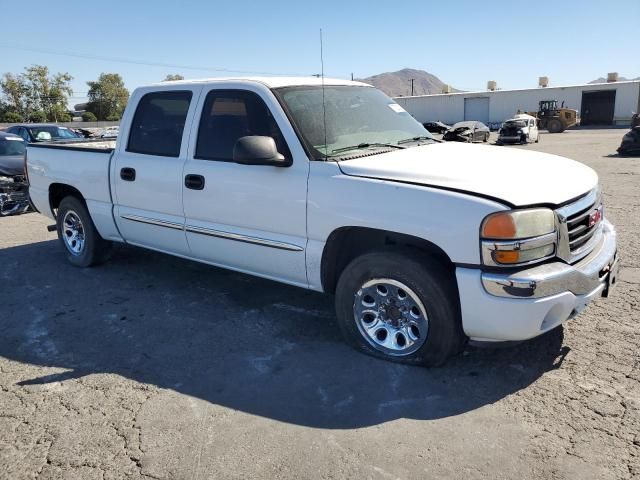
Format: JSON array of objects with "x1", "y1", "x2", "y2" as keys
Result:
[{"x1": 320, "y1": 28, "x2": 327, "y2": 161}]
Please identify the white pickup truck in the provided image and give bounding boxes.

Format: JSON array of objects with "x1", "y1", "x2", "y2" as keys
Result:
[{"x1": 26, "y1": 77, "x2": 619, "y2": 366}]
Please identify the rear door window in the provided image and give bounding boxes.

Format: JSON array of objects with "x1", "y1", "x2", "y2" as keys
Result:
[{"x1": 127, "y1": 91, "x2": 192, "y2": 157}]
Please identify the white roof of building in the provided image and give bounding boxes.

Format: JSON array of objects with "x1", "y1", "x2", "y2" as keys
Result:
[
  {"x1": 396, "y1": 79, "x2": 640, "y2": 99},
  {"x1": 152, "y1": 76, "x2": 370, "y2": 89}
]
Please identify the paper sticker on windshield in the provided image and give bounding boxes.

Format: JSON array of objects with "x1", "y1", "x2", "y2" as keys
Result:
[{"x1": 388, "y1": 103, "x2": 407, "y2": 114}]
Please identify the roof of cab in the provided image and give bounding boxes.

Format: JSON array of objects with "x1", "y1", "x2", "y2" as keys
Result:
[{"x1": 150, "y1": 76, "x2": 371, "y2": 89}]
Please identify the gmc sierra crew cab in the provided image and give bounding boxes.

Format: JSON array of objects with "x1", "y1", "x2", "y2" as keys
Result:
[{"x1": 26, "y1": 77, "x2": 619, "y2": 366}]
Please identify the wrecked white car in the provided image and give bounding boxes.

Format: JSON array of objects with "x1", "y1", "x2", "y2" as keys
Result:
[{"x1": 497, "y1": 114, "x2": 539, "y2": 144}]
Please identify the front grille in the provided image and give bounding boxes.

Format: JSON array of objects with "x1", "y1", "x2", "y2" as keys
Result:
[
  {"x1": 566, "y1": 202, "x2": 601, "y2": 252},
  {"x1": 556, "y1": 189, "x2": 604, "y2": 264}
]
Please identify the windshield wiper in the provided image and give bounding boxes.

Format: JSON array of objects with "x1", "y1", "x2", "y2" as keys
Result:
[
  {"x1": 397, "y1": 135, "x2": 441, "y2": 145},
  {"x1": 330, "y1": 142, "x2": 405, "y2": 155}
]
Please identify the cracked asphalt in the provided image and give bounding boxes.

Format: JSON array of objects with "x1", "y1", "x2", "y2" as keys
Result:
[{"x1": 1, "y1": 129, "x2": 638, "y2": 479}]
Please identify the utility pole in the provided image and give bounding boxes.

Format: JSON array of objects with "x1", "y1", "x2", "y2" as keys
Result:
[
  {"x1": 409, "y1": 78, "x2": 415, "y2": 96},
  {"x1": 351, "y1": 72, "x2": 354, "y2": 81}
]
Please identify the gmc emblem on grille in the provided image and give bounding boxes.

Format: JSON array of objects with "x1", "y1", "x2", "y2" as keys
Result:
[{"x1": 588, "y1": 207, "x2": 602, "y2": 227}]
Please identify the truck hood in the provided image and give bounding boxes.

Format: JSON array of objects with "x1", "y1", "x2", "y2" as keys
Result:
[{"x1": 338, "y1": 142, "x2": 598, "y2": 207}]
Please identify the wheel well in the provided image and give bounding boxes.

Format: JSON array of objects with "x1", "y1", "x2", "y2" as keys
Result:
[
  {"x1": 320, "y1": 227, "x2": 455, "y2": 294},
  {"x1": 48, "y1": 183, "x2": 85, "y2": 217}
]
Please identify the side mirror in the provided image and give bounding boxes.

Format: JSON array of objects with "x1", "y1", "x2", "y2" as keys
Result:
[{"x1": 233, "y1": 136, "x2": 290, "y2": 167}]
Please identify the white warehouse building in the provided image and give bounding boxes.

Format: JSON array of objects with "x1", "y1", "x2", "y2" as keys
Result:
[{"x1": 394, "y1": 80, "x2": 640, "y2": 128}]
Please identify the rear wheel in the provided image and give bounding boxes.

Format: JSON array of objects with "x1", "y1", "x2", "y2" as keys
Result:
[
  {"x1": 56, "y1": 196, "x2": 111, "y2": 267},
  {"x1": 335, "y1": 250, "x2": 465, "y2": 366}
]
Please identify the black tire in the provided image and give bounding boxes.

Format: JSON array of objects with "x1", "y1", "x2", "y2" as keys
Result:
[
  {"x1": 535, "y1": 134, "x2": 540, "y2": 143},
  {"x1": 521, "y1": 134, "x2": 528, "y2": 144},
  {"x1": 547, "y1": 119, "x2": 563, "y2": 133},
  {"x1": 335, "y1": 250, "x2": 465, "y2": 367},
  {"x1": 483, "y1": 133, "x2": 489, "y2": 142},
  {"x1": 56, "y1": 196, "x2": 111, "y2": 267}
]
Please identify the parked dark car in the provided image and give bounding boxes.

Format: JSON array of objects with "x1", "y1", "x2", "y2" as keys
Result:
[
  {"x1": 617, "y1": 126, "x2": 640, "y2": 156},
  {"x1": 443, "y1": 121, "x2": 490, "y2": 143},
  {"x1": 0, "y1": 132, "x2": 26, "y2": 176},
  {"x1": 0, "y1": 132, "x2": 30, "y2": 216},
  {"x1": 5, "y1": 124, "x2": 83, "y2": 143},
  {"x1": 423, "y1": 121, "x2": 450, "y2": 134}
]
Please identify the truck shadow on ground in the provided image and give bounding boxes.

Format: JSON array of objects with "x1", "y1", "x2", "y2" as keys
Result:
[{"x1": 0, "y1": 240, "x2": 568, "y2": 429}]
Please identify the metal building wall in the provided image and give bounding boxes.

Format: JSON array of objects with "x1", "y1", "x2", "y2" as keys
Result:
[{"x1": 395, "y1": 81, "x2": 640, "y2": 126}]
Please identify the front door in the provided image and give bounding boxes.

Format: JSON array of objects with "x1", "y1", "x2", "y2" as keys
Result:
[
  {"x1": 529, "y1": 119, "x2": 538, "y2": 141},
  {"x1": 112, "y1": 87, "x2": 201, "y2": 255},
  {"x1": 182, "y1": 84, "x2": 309, "y2": 287}
]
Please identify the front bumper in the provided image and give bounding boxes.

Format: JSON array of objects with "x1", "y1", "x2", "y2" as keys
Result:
[
  {"x1": 456, "y1": 220, "x2": 618, "y2": 342},
  {"x1": 497, "y1": 135, "x2": 522, "y2": 143}
]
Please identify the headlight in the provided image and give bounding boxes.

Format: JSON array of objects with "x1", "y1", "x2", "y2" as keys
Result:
[{"x1": 480, "y1": 208, "x2": 557, "y2": 266}]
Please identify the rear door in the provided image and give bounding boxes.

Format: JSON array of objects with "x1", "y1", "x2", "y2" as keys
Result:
[
  {"x1": 112, "y1": 86, "x2": 201, "y2": 255},
  {"x1": 181, "y1": 83, "x2": 309, "y2": 287}
]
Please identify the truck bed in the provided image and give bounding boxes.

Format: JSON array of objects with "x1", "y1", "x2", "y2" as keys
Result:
[
  {"x1": 26, "y1": 138, "x2": 122, "y2": 242},
  {"x1": 27, "y1": 138, "x2": 116, "y2": 153}
]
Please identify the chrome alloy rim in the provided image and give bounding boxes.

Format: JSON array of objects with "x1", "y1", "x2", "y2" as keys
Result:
[
  {"x1": 353, "y1": 279, "x2": 429, "y2": 356},
  {"x1": 62, "y1": 210, "x2": 85, "y2": 256}
]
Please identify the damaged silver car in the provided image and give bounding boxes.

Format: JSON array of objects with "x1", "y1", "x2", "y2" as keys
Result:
[{"x1": 0, "y1": 132, "x2": 30, "y2": 216}]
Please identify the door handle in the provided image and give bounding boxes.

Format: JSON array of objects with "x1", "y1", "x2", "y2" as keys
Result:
[
  {"x1": 185, "y1": 174, "x2": 205, "y2": 190},
  {"x1": 120, "y1": 167, "x2": 136, "y2": 181}
]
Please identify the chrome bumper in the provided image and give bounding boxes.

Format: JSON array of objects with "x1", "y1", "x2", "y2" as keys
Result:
[{"x1": 481, "y1": 220, "x2": 618, "y2": 299}]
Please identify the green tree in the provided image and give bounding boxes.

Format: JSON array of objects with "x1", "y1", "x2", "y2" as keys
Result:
[
  {"x1": 24, "y1": 65, "x2": 73, "y2": 122},
  {"x1": 0, "y1": 73, "x2": 29, "y2": 121},
  {"x1": 86, "y1": 73, "x2": 129, "y2": 121},
  {"x1": 29, "y1": 110, "x2": 47, "y2": 123},
  {"x1": 82, "y1": 111, "x2": 97, "y2": 122},
  {"x1": 0, "y1": 65, "x2": 73, "y2": 122},
  {"x1": 163, "y1": 74, "x2": 184, "y2": 81}
]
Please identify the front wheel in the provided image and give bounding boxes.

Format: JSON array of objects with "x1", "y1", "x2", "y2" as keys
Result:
[
  {"x1": 335, "y1": 250, "x2": 465, "y2": 366},
  {"x1": 56, "y1": 196, "x2": 111, "y2": 267},
  {"x1": 483, "y1": 133, "x2": 489, "y2": 142}
]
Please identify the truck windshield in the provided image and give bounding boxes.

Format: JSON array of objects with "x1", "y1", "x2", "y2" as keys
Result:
[{"x1": 276, "y1": 86, "x2": 432, "y2": 160}]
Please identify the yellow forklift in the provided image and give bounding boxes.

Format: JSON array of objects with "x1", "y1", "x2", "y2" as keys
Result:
[{"x1": 527, "y1": 100, "x2": 578, "y2": 133}]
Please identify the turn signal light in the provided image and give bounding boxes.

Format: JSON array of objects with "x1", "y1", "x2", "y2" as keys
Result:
[
  {"x1": 494, "y1": 250, "x2": 520, "y2": 264},
  {"x1": 482, "y1": 214, "x2": 516, "y2": 238}
]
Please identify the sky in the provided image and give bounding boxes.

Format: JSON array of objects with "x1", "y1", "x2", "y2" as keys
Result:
[{"x1": 1, "y1": 0, "x2": 638, "y2": 107}]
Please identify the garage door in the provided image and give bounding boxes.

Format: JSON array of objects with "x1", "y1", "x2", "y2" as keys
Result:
[
  {"x1": 464, "y1": 97, "x2": 490, "y2": 123},
  {"x1": 581, "y1": 90, "x2": 616, "y2": 126}
]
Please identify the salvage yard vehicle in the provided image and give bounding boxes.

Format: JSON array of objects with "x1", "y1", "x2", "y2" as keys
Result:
[
  {"x1": 617, "y1": 126, "x2": 640, "y2": 156},
  {"x1": 497, "y1": 114, "x2": 539, "y2": 144},
  {"x1": 443, "y1": 121, "x2": 490, "y2": 142},
  {"x1": 527, "y1": 100, "x2": 578, "y2": 133},
  {"x1": 6, "y1": 124, "x2": 83, "y2": 143},
  {"x1": 26, "y1": 77, "x2": 619, "y2": 366},
  {"x1": 0, "y1": 133, "x2": 30, "y2": 216},
  {"x1": 423, "y1": 121, "x2": 450, "y2": 134}
]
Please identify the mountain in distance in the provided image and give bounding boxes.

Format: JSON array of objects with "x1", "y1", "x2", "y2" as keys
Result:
[
  {"x1": 356, "y1": 68, "x2": 459, "y2": 97},
  {"x1": 589, "y1": 75, "x2": 639, "y2": 84}
]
